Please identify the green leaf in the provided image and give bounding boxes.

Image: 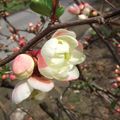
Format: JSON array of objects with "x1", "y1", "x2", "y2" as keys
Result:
[
  {"x1": 30, "y1": 0, "x2": 52, "y2": 17},
  {"x1": 30, "y1": 0, "x2": 64, "y2": 18},
  {"x1": 56, "y1": 6, "x2": 64, "y2": 18}
]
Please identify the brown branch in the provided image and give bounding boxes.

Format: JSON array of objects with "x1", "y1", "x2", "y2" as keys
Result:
[
  {"x1": 3, "y1": 17, "x2": 18, "y2": 35},
  {"x1": 90, "y1": 24, "x2": 120, "y2": 65},
  {"x1": 51, "y1": 0, "x2": 59, "y2": 23},
  {"x1": 0, "y1": 9, "x2": 120, "y2": 67},
  {"x1": 56, "y1": 98, "x2": 79, "y2": 120},
  {"x1": 1, "y1": 80, "x2": 14, "y2": 89},
  {"x1": 104, "y1": 0, "x2": 116, "y2": 9},
  {"x1": 39, "y1": 102, "x2": 58, "y2": 120}
]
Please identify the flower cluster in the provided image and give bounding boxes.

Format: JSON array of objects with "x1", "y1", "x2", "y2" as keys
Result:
[
  {"x1": 28, "y1": 22, "x2": 41, "y2": 33},
  {"x1": 112, "y1": 65, "x2": 120, "y2": 88},
  {"x1": 11, "y1": 29, "x2": 86, "y2": 104},
  {"x1": 68, "y1": 2, "x2": 98, "y2": 20}
]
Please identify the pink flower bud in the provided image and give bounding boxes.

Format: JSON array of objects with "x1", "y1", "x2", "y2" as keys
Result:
[
  {"x1": 18, "y1": 37, "x2": 26, "y2": 47},
  {"x1": 12, "y1": 54, "x2": 35, "y2": 80},
  {"x1": 9, "y1": 74, "x2": 16, "y2": 81},
  {"x1": 114, "y1": 69, "x2": 120, "y2": 74},
  {"x1": 12, "y1": 47, "x2": 20, "y2": 52},
  {"x1": 112, "y1": 83, "x2": 118, "y2": 88},
  {"x1": 68, "y1": 4, "x2": 80, "y2": 15},
  {"x1": 91, "y1": 10, "x2": 98, "y2": 16},
  {"x1": 28, "y1": 22, "x2": 34, "y2": 27},
  {"x1": 116, "y1": 77, "x2": 120, "y2": 82},
  {"x1": 1, "y1": 74, "x2": 8, "y2": 80},
  {"x1": 115, "y1": 108, "x2": 120, "y2": 113}
]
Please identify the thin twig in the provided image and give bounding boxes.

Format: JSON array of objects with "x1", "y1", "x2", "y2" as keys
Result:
[{"x1": 90, "y1": 24, "x2": 120, "y2": 65}]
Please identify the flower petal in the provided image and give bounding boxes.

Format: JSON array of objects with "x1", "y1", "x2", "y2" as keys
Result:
[
  {"x1": 38, "y1": 66, "x2": 54, "y2": 79},
  {"x1": 57, "y1": 35, "x2": 78, "y2": 50},
  {"x1": 12, "y1": 81, "x2": 33, "y2": 104},
  {"x1": 52, "y1": 64, "x2": 73, "y2": 80},
  {"x1": 52, "y1": 29, "x2": 76, "y2": 38},
  {"x1": 77, "y1": 41, "x2": 84, "y2": 52},
  {"x1": 69, "y1": 49, "x2": 86, "y2": 65},
  {"x1": 37, "y1": 50, "x2": 48, "y2": 68},
  {"x1": 37, "y1": 53, "x2": 53, "y2": 79},
  {"x1": 41, "y1": 38, "x2": 58, "y2": 58},
  {"x1": 27, "y1": 76, "x2": 54, "y2": 92},
  {"x1": 41, "y1": 38, "x2": 70, "y2": 58},
  {"x1": 66, "y1": 66, "x2": 79, "y2": 81}
]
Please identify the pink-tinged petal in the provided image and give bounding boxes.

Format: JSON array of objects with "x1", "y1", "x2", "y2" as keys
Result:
[
  {"x1": 37, "y1": 52, "x2": 53, "y2": 79},
  {"x1": 57, "y1": 35, "x2": 78, "y2": 50},
  {"x1": 77, "y1": 41, "x2": 84, "y2": 52},
  {"x1": 12, "y1": 54, "x2": 34, "y2": 79},
  {"x1": 66, "y1": 66, "x2": 79, "y2": 81},
  {"x1": 79, "y1": 3, "x2": 85, "y2": 10},
  {"x1": 37, "y1": 50, "x2": 48, "y2": 68},
  {"x1": 12, "y1": 81, "x2": 33, "y2": 104},
  {"x1": 27, "y1": 76, "x2": 54, "y2": 92},
  {"x1": 52, "y1": 29, "x2": 76, "y2": 38}
]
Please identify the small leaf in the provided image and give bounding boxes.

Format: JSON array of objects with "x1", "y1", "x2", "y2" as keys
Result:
[
  {"x1": 30, "y1": 0, "x2": 52, "y2": 17},
  {"x1": 56, "y1": 6, "x2": 64, "y2": 18},
  {"x1": 30, "y1": 0, "x2": 64, "y2": 18}
]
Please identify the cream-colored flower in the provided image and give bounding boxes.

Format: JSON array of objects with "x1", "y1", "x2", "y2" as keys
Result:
[{"x1": 38, "y1": 29, "x2": 86, "y2": 81}]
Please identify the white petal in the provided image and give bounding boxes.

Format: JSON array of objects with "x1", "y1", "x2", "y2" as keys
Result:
[
  {"x1": 57, "y1": 35, "x2": 78, "y2": 50},
  {"x1": 55, "y1": 40, "x2": 69, "y2": 54},
  {"x1": 12, "y1": 81, "x2": 33, "y2": 104},
  {"x1": 52, "y1": 64, "x2": 74, "y2": 80},
  {"x1": 66, "y1": 66, "x2": 79, "y2": 81},
  {"x1": 41, "y1": 38, "x2": 58, "y2": 58},
  {"x1": 69, "y1": 49, "x2": 86, "y2": 65},
  {"x1": 52, "y1": 29, "x2": 76, "y2": 38},
  {"x1": 38, "y1": 66, "x2": 53, "y2": 79},
  {"x1": 27, "y1": 76, "x2": 54, "y2": 92}
]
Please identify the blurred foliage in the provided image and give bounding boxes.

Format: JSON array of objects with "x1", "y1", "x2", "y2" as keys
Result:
[{"x1": 0, "y1": 0, "x2": 30, "y2": 13}]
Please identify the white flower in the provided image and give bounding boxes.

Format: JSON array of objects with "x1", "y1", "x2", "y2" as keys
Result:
[{"x1": 37, "y1": 29, "x2": 86, "y2": 81}]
